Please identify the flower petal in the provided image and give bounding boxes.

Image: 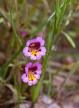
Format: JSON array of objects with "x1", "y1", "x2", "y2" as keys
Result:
[
  {"x1": 26, "y1": 39, "x2": 36, "y2": 46},
  {"x1": 28, "y1": 81, "x2": 33, "y2": 86},
  {"x1": 36, "y1": 70, "x2": 42, "y2": 75},
  {"x1": 40, "y1": 47, "x2": 46, "y2": 56},
  {"x1": 26, "y1": 62, "x2": 32, "y2": 67},
  {"x1": 34, "y1": 62, "x2": 42, "y2": 70},
  {"x1": 32, "y1": 79, "x2": 38, "y2": 85},
  {"x1": 23, "y1": 47, "x2": 31, "y2": 57},
  {"x1": 25, "y1": 62, "x2": 32, "y2": 73},
  {"x1": 35, "y1": 74, "x2": 40, "y2": 79},
  {"x1": 21, "y1": 73, "x2": 28, "y2": 83},
  {"x1": 36, "y1": 54, "x2": 42, "y2": 60},
  {"x1": 36, "y1": 37, "x2": 45, "y2": 46},
  {"x1": 26, "y1": 40, "x2": 31, "y2": 46},
  {"x1": 30, "y1": 55, "x2": 37, "y2": 60}
]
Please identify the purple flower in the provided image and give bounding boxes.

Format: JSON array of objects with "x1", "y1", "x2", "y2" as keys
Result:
[
  {"x1": 20, "y1": 31, "x2": 27, "y2": 37},
  {"x1": 23, "y1": 37, "x2": 46, "y2": 60},
  {"x1": 21, "y1": 62, "x2": 42, "y2": 86}
]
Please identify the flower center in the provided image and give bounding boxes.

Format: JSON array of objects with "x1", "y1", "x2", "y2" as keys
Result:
[
  {"x1": 31, "y1": 50, "x2": 39, "y2": 56},
  {"x1": 29, "y1": 42, "x2": 40, "y2": 50},
  {"x1": 28, "y1": 66, "x2": 37, "y2": 81},
  {"x1": 29, "y1": 66, "x2": 37, "y2": 72},
  {"x1": 28, "y1": 71, "x2": 36, "y2": 81},
  {"x1": 29, "y1": 42, "x2": 41, "y2": 56}
]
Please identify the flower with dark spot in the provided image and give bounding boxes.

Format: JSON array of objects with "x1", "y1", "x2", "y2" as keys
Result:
[
  {"x1": 21, "y1": 62, "x2": 42, "y2": 86},
  {"x1": 23, "y1": 37, "x2": 46, "y2": 60}
]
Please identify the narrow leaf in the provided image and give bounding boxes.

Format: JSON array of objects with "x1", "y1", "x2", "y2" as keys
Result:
[{"x1": 63, "y1": 31, "x2": 76, "y2": 48}]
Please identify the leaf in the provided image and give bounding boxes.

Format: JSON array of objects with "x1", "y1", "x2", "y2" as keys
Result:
[{"x1": 63, "y1": 31, "x2": 76, "y2": 48}]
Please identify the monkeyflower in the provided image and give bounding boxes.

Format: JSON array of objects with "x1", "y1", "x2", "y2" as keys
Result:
[
  {"x1": 23, "y1": 37, "x2": 46, "y2": 60},
  {"x1": 21, "y1": 62, "x2": 42, "y2": 86}
]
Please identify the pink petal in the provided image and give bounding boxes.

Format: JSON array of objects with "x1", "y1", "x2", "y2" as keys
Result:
[
  {"x1": 40, "y1": 47, "x2": 46, "y2": 56},
  {"x1": 21, "y1": 74, "x2": 28, "y2": 83},
  {"x1": 26, "y1": 62, "x2": 32, "y2": 67},
  {"x1": 25, "y1": 62, "x2": 32, "y2": 73},
  {"x1": 36, "y1": 37, "x2": 45, "y2": 46},
  {"x1": 30, "y1": 55, "x2": 37, "y2": 60},
  {"x1": 23, "y1": 47, "x2": 31, "y2": 57},
  {"x1": 35, "y1": 74, "x2": 40, "y2": 79},
  {"x1": 32, "y1": 79, "x2": 38, "y2": 85},
  {"x1": 36, "y1": 70, "x2": 42, "y2": 75},
  {"x1": 28, "y1": 81, "x2": 33, "y2": 86},
  {"x1": 26, "y1": 40, "x2": 31, "y2": 46},
  {"x1": 34, "y1": 62, "x2": 42, "y2": 70},
  {"x1": 36, "y1": 54, "x2": 42, "y2": 60},
  {"x1": 26, "y1": 39, "x2": 36, "y2": 46}
]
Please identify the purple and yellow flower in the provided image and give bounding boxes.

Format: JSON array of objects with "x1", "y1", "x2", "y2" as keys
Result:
[
  {"x1": 21, "y1": 62, "x2": 42, "y2": 86},
  {"x1": 23, "y1": 37, "x2": 46, "y2": 60}
]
